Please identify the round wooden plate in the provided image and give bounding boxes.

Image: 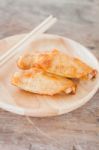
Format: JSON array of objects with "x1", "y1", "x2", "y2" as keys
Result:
[{"x1": 0, "y1": 34, "x2": 99, "y2": 117}]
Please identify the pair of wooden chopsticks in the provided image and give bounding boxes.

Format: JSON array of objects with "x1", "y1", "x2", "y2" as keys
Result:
[{"x1": 0, "y1": 15, "x2": 57, "y2": 67}]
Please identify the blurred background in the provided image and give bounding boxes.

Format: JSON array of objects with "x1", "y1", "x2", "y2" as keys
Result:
[{"x1": 0, "y1": 0, "x2": 99, "y2": 52}]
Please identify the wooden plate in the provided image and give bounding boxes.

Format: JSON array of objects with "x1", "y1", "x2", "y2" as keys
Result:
[{"x1": 0, "y1": 34, "x2": 99, "y2": 117}]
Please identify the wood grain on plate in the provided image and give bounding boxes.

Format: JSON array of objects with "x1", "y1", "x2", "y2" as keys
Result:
[{"x1": 0, "y1": 34, "x2": 99, "y2": 117}]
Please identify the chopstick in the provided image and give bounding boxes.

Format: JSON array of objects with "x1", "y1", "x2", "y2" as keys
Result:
[{"x1": 0, "y1": 15, "x2": 57, "y2": 67}]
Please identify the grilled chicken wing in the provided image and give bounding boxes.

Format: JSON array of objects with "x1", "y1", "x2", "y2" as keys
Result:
[
  {"x1": 11, "y1": 68, "x2": 76, "y2": 95},
  {"x1": 17, "y1": 50, "x2": 97, "y2": 79}
]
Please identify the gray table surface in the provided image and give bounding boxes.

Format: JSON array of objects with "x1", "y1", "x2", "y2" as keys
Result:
[{"x1": 0, "y1": 0, "x2": 99, "y2": 150}]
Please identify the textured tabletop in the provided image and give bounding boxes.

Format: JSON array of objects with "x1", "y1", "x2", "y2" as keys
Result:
[{"x1": 0, "y1": 0, "x2": 99, "y2": 150}]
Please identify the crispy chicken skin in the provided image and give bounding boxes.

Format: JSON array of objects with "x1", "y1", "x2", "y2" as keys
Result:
[
  {"x1": 17, "y1": 50, "x2": 97, "y2": 79},
  {"x1": 11, "y1": 68, "x2": 76, "y2": 95}
]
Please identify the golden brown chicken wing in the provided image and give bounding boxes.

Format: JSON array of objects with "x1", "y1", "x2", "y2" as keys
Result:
[
  {"x1": 12, "y1": 68, "x2": 76, "y2": 95},
  {"x1": 17, "y1": 50, "x2": 97, "y2": 79}
]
